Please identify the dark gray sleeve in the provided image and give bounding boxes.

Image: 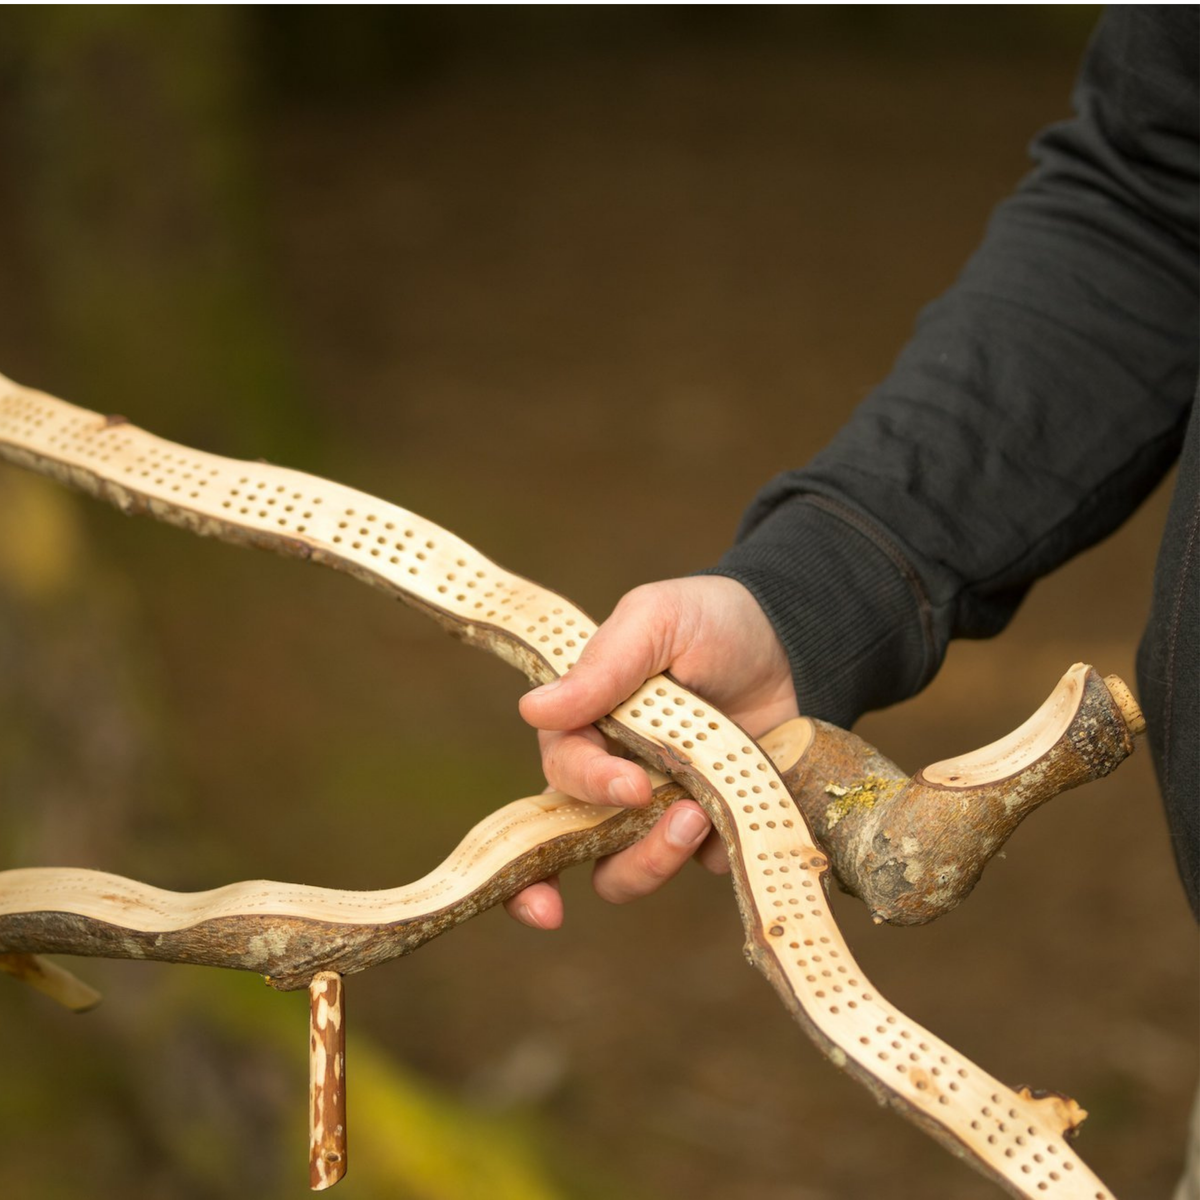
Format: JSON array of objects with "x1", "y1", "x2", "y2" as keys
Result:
[{"x1": 707, "y1": 5, "x2": 1199, "y2": 729}]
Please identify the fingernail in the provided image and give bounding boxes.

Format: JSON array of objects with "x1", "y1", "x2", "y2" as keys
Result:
[
  {"x1": 527, "y1": 679, "x2": 563, "y2": 700},
  {"x1": 519, "y1": 904, "x2": 544, "y2": 929},
  {"x1": 607, "y1": 776, "x2": 640, "y2": 807},
  {"x1": 666, "y1": 807, "x2": 709, "y2": 849}
]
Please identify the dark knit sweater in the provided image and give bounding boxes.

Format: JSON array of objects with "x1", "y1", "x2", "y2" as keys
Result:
[{"x1": 707, "y1": 6, "x2": 1200, "y2": 915}]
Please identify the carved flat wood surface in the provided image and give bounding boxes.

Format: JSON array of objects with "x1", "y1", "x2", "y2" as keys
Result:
[
  {"x1": 0, "y1": 375, "x2": 1117, "y2": 1200},
  {"x1": 0, "y1": 779, "x2": 712, "y2": 984}
]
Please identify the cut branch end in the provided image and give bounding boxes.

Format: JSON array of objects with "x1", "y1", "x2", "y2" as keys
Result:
[{"x1": 1102, "y1": 674, "x2": 1146, "y2": 737}]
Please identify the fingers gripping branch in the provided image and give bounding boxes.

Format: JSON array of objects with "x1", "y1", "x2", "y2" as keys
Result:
[
  {"x1": 520, "y1": 585, "x2": 677, "y2": 728},
  {"x1": 519, "y1": 576, "x2": 794, "y2": 812}
]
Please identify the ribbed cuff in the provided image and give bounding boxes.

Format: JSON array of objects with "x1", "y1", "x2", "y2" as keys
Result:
[{"x1": 697, "y1": 494, "x2": 936, "y2": 729}]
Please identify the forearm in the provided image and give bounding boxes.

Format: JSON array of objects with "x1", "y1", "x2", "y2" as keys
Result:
[{"x1": 712, "y1": 7, "x2": 1199, "y2": 728}]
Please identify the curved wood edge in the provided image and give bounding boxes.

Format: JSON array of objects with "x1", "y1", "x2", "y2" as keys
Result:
[
  {"x1": 783, "y1": 665, "x2": 1140, "y2": 925},
  {"x1": 0, "y1": 728, "x2": 815, "y2": 991},
  {"x1": 0, "y1": 802, "x2": 667, "y2": 992},
  {"x1": 0, "y1": 377, "x2": 586, "y2": 696}
]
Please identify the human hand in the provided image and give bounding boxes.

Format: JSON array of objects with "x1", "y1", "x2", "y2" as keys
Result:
[{"x1": 504, "y1": 576, "x2": 797, "y2": 929}]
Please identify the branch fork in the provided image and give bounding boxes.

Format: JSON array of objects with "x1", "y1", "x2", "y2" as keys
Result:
[{"x1": 0, "y1": 375, "x2": 1148, "y2": 1199}]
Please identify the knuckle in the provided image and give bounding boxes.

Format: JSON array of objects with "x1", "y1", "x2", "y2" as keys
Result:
[
  {"x1": 697, "y1": 835, "x2": 730, "y2": 875},
  {"x1": 594, "y1": 839, "x2": 676, "y2": 905},
  {"x1": 630, "y1": 832, "x2": 684, "y2": 884},
  {"x1": 539, "y1": 732, "x2": 566, "y2": 775},
  {"x1": 617, "y1": 581, "x2": 677, "y2": 626},
  {"x1": 637, "y1": 846, "x2": 677, "y2": 883},
  {"x1": 583, "y1": 754, "x2": 619, "y2": 801},
  {"x1": 542, "y1": 730, "x2": 613, "y2": 802}
]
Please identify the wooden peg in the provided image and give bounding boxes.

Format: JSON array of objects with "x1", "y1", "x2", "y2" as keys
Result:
[
  {"x1": 0, "y1": 952, "x2": 101, "y2": 1012},
  {"x1": 308, "y1": 971, "x2": 347, "y2": 1190}
]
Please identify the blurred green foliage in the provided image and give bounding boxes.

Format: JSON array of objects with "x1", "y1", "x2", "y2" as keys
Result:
[{"x1": 2, "y1": 7, "x2": 311, "y2": 457}]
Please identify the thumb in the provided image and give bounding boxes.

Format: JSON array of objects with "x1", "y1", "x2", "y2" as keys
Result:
[{"x1": 518, "y1": 584, "x2": 682, "y2": 732}]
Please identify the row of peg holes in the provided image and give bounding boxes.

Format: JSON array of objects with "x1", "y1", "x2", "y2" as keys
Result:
[
  {"x1": 690, "y1": 699, "x2": 1093, "y2": 1196},
  {"x1": 627, "y1": 686, "x2": 792, "y2": 809},
  {"x1": 0, "y1": 401, "x2": 232, "y2": 503},
  {"x1": 0, "y1": 393, "x2": 52, "y2": 433},
  {"x1": 623, "y1": 688, "x2": 1080, "y2": 1176},
  {"x1": 207, "y1": 483, "x2": 591, "y2": 665},
  {"x1": 187, "y1": 455, "x2": 588, "y2": 660},
  {"x1": 762, "y1": 872, "x2": 1086, "y2": 1191},
  {"x1": 2, "y1": 401, "x2": 135, "y2": 468},
  {"x1": 4, "y1": 397, "x2": 585, "y2": 651}
]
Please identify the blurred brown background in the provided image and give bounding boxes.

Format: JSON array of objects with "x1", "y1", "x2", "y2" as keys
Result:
[{"x1": 0, "y1": 7, "x2": 1194, "y2": 1200}]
